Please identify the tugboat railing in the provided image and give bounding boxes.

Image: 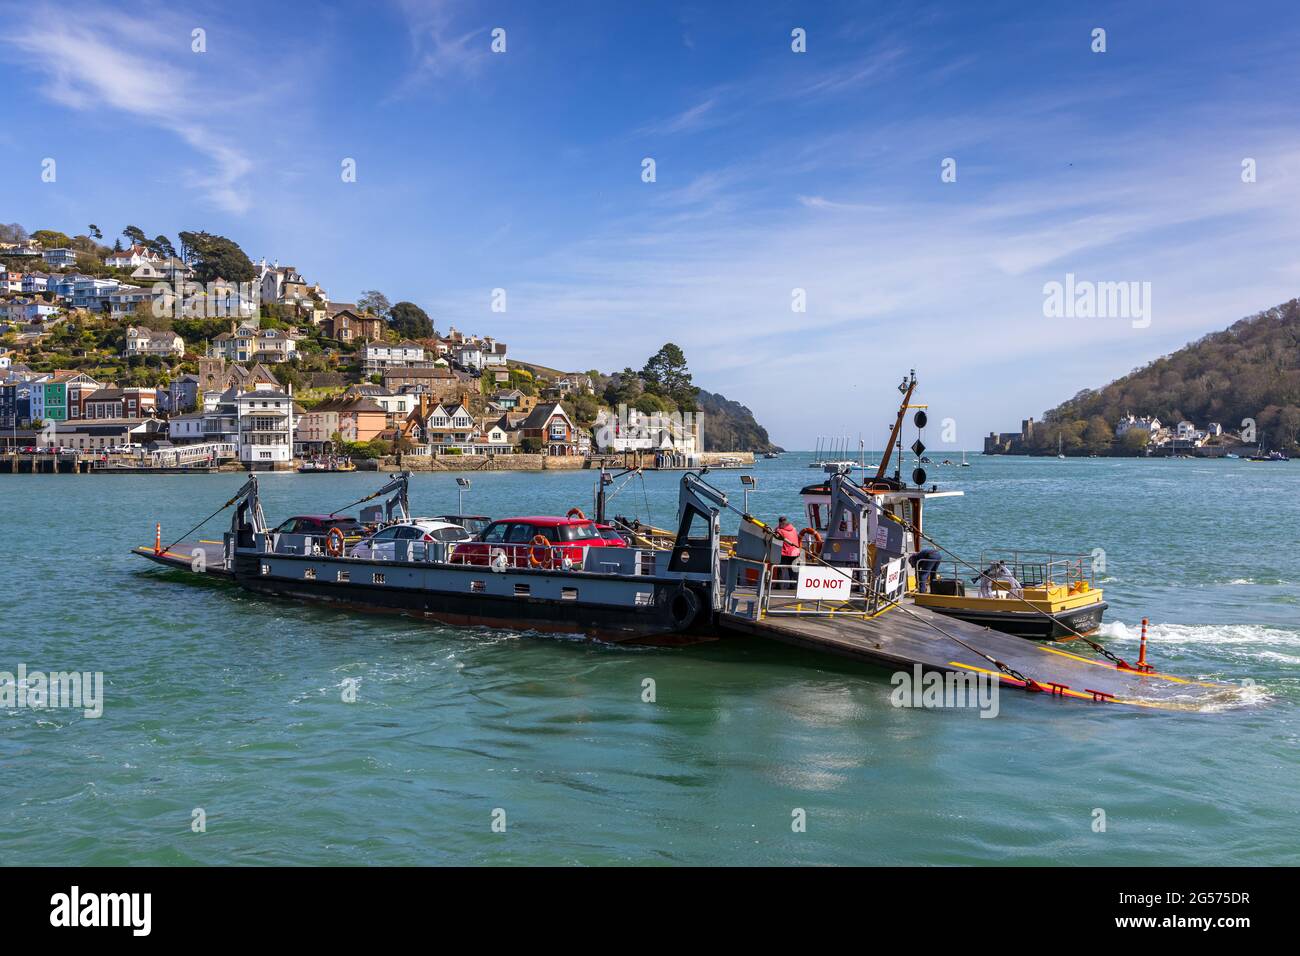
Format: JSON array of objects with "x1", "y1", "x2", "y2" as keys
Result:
[{"x1": 914, "y1": 550, "x2": 1097, "y2": 596}]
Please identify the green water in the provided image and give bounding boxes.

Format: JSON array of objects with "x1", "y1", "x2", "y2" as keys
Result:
[{"x1": 1, "y1": 455, "x2": 1297, "y2": 865}]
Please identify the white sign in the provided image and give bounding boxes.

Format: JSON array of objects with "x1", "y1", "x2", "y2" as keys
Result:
[
  {"x1": 884, "y1": 558, "x2": 904, "y2": 593},
  {"x1": 796, "y1": 564, "x2": 853, "y2": 600}
]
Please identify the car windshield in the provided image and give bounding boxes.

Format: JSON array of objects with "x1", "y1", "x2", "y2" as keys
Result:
[
  {"x1": 428, "y1": 527, "x2": 465, "y2": 542},
  {"x1": 557, "y1": 522, "x2": 598, "y2": 542}
]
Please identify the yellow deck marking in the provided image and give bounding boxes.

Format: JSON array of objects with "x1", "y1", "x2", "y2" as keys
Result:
[
  {"x1": 1035, "y1": 644, "x2": 1220, "y2": 687},
  {"x1": 946, "y1": 662, "x2": 1176, "y2": 710}
]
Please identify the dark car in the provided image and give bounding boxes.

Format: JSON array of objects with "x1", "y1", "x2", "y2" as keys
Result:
[{"x1": 272, "y1": 515, "x2": 368, "y2": 538}]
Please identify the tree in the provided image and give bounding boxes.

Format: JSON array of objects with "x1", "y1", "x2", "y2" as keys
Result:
[
  {"x1": 32, "y1": 229, "x2": 72, "y2": 249},
  {"x1": 151, "y1": 235, "x2": 177, "y2": 260},
  {"x1": 641, "y1": 343, "x2": 699, "y2": 410},
  {"x1": 389, "y1": 301, "x2": 433, "y2": 339},
  {"x1": 1121, "y1": 428, "x2": 1150, "y2": 454},
  {"x1": 0, "y1": 223, "x2": 28, "y2": 243},
  {"x1": 88, "y1": 224, "x2": 102, "y2": 240},
  {"x1": 177, "y1": 231, "x2": 256, "y2": 284},
  {"x1": 123, "y1": 225, "x2": 147, "y2": 247},
  {"x1": 357, "y1": 290, "x2": 392, "y2": 319}
]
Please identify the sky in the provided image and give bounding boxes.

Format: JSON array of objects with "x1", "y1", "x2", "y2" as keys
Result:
[{"x1": 3, "y1": 0, "x2": 1300, "y2": 449}]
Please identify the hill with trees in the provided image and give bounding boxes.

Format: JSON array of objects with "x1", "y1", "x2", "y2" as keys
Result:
[{"x1": 1028, "y1": 297, "x2": 1300, "y2": 454}]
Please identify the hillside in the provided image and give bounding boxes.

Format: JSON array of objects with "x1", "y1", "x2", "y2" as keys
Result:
[
  {"x1": 1032, "y1": 298, "x2": 1300, "y2": 453},
  {"x1": 697, "y1": 389, "x2": 782, "y2": 453}
]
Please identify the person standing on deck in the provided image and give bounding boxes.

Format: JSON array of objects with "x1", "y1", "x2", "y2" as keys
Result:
[
  {"x1": 774, "y1": 516, "x2": 801, "y2": 586},
  {"x1": 909, "y1": 548, "x2": 941, "y2": 593}
]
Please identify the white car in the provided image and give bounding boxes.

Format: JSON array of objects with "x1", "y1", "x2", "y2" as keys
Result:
[{"x1": 351, "y1": 519, "x2": 472, "y2": 560}]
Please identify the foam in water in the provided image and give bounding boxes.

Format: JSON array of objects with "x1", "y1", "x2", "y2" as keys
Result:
[{"x1": 1099, "y1": 620, "x2": 1300, "y2": 647}]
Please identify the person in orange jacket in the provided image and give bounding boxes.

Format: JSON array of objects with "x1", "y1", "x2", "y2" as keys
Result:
[{"x1": 775, "y1": 516, "x2": 801, "y2": 585}]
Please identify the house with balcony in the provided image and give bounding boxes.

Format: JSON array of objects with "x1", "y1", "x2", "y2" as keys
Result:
[
  {"x1": 5, "y1": 300, "x2": 61, "y2": 324},
  {"x1": 124, "y1": 326, "x2": 185, "y2": 358},
  {"x1": 109, "y1": 284, "x2": 171, "y2": 320},
  {"x1": 361, "y1": 340, "x2": 426, "y2": 373},
  {"x1": 21, "y1": 272, "x2": 49, "y2": 294},
  {"x1": 41, "y1": 248, "x2": 78, "y2": 269},
  {"x1": 236, "y1": 387, "x2": 295, "y2": 469}
]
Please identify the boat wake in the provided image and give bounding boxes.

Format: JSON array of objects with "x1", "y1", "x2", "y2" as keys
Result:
[{"x1": 1098, "y1": 620, "x2": 1300, "y2": 648}]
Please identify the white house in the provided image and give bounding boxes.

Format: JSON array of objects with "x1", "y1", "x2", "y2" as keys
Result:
[
  {"x1": 1116, "y1": 414, "x2": 1162, "y2": 437},
  {"x1": 362, "y1": 340, "x2": 426, "y2": 372},
  {"x1": 106, "y1": 245, "x2": 163, "y2": 269},
  {"x1": 124, "y1": 326, "x2": 185, "y2": 358},
  {"x1": 236, "y1": 386, "x2": 295, "y2": 468}
]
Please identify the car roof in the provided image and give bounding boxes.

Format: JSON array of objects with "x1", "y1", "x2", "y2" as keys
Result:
[
  {"x1": 494, "y1": 516, "x2": 596, "y2": 525},
  {"x1": 292, "y1": 514, "x2": 362, "y2": 522},
  {"x1": 401, "y1": 518, "x2": 465, "y2": 530}
]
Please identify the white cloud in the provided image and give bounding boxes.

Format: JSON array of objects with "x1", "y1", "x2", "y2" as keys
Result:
[{"x1": 3, "y1": 4, "x2": 257, "y2": 214}]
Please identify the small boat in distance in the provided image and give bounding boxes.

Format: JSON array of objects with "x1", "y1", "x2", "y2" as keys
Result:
[
  {"x1": 298, "y1": 455, "x2": 357, "y2": 473},
  {"x1": 960, "y1": 450, "x2": 970, "y2": 467}
]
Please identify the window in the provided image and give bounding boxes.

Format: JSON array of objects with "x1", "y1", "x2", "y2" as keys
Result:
[
  {"x1": 561, "y1": 587, "x2": 578, "y2": 601},
  {"x1": 505, "y1": 524, "x2": 537, "y2": 544},
  {"x1": 470, "y1": 580, "x2": 485, "y2": 593},
  {"x1": 481, "y1": 522, "x2": 509, "y2": 544},
  {"x1": 372, "y1": 572, "x2": 386, "y2": 585},
  {"x1": 514, "y1": 583, "x2": 530, "y2": 596},
  {"x1": 337, "y1": 570, "x2": 349, "y2": 583},
  {"x1": 260, "y1": 563, "x2": 269, "y2": 575},
  {"x1": 304, "y1": 568, "x2": 316, "y2": 580}
]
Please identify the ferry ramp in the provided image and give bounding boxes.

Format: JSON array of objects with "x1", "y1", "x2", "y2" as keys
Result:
[{"x1": 718, "y1": 562, "x2": 1238, "y2": 710}]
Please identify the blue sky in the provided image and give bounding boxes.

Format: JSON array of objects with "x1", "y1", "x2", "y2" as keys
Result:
[{"x1": 3, "y1": 0, "x2": 1300, "y2": 448}]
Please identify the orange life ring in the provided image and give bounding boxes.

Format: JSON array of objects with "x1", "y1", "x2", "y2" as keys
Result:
[
  {"x1": 567, "y1": 507, "x2": 586, "y2": 520},
  {"x1": 799, "y1": 527, "x2": 822, "y2": 556},
  {"x1": 528, "y1": 534, "x2": 553, "y2": 568},
  {"x1": 326, "y1": 527, "x2": 346, "y2": 557}
]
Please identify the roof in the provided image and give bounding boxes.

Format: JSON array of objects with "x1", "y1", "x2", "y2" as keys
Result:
[
  {"x1": 492, "y1": 516, "x2": 599, "y2": 526},
  {"x1": 518, "y1": 402, "x2": 570, "y2": 430}
]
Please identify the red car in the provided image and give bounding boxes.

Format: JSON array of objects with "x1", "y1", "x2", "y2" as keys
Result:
[{"x1": 455, "y1": 516, "x2": 626, "y2": 568}]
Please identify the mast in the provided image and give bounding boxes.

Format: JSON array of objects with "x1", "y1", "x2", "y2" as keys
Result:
[{"x1": 876, "y1": 370, "x2": 917, "y2": 483}]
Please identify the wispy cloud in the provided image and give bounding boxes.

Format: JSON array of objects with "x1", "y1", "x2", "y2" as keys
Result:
[
  {"x1": 636, "y1": 97, "x2": 719, "y2": 137},
  {"x1": 2, "y1": 3, "x2": 257, "y2": 213},
  {"x1": 389, "y1": 0, "x2": 489, "y2": 97}
]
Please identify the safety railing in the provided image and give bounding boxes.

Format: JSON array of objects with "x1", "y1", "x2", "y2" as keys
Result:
[
  {"x1": 914, "y1": 550, "x2": 1097, "y2": 598},
  {"x1": 721, "y1": 557, "x2": 896, "y2": 621}
]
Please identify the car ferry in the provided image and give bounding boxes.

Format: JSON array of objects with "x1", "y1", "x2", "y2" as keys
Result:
[{"x1": 138, "y1": 471, "x2": 727, "y2": 643}]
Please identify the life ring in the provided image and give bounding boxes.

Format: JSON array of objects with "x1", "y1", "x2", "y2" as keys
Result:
[
  {"x1": 566, "y1": 507, "x2": 586, "y2": 520},
  {"x1": 799, "y1": 527, "x2": 822, "y2": 556},
  {"x1": 528, "y1": 534, "x2": 553, "y2": 569},
  {"x1": 325, "y1": 527, "x2": 346, "y2": 557}
]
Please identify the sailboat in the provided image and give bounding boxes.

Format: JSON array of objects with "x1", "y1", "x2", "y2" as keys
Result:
[
  {"x1": 1057, "y1": 435, "x2": 1065, "y2": 460},
  {"x1": 960, "y1": 450, "x2": 970, "y2": 467}
]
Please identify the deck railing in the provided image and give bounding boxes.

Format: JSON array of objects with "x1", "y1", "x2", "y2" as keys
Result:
[
  {"x1": 722, "y1": 557, "x2": 892, "y2": 621},
  {"x1": 913, "y1": 550, "x2": 1096, "y2": 597}
]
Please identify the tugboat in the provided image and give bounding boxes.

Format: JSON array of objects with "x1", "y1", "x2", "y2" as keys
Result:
[{"x1": 795, "y1": 371, "x2": 1106, "y2": 641}]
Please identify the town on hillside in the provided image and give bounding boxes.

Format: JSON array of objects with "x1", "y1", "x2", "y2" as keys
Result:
[
  {"x1": 0, "y1": 223, "x2": 757, "y2": 472},
  {"x1": 986, "y1": 414, "x2": 1260, "y2": 458}
]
